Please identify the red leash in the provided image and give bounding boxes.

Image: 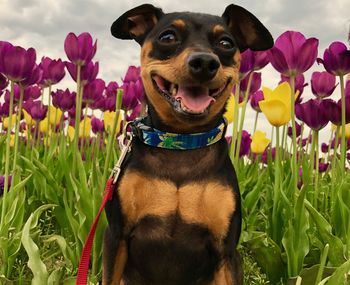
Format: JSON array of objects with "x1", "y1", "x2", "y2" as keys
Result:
[{"x1": 76, "y1": 178, "x2": 114, "y2": 285}]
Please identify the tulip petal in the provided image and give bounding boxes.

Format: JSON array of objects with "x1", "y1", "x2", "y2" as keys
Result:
[{"x1": 259, "y1": 99, "x2": 291, "y2": 127}]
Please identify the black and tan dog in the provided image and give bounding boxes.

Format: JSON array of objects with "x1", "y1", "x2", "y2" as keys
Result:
[{"x1": 104, "y1": 4, "x2": 273, "y2": 285}]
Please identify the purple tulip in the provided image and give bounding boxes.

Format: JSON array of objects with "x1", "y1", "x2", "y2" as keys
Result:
[
  {"x1": 321, "y1": 143, "x2": 329, "y2": 153},
  {"x1": 318, "y1": 42, "x2": 350, "y2": 76},
  {"x1": 321, "y1": 99, "x2": 342, "y2": 126},
  {"x1": 0, "y1": 175, "x2": 12, "y2": 196},
  {"x1": 0, "y1": 73, "x2": 8, "y2": 91},
  {"x1": 126, "y1": 102, "x2": 142, "y2": 121},
  {"x1": 122, "y1": 79, "x2": 144, "y2": 110},
  {"x1": 319, "y1": 162, "x2": 329, "y2": 173},
  {"x1": 0, "y1": 101, "x2": 14, "y2": 117},
  {"x1": 261, "y1": 147, "x2": 276, "y2": 164},
  {"x1": 0, "y1": 44, "x2": 37, "y2": 82},
  {"x1": 19, "y1": 64, "x2": 43, "y2": 88},
  {"x1": 240, "y1": 72, "x2": 262, "y2": 97},
  {"x1": 52, "y1": 89, "x2": 76, "y2": 111},
  {"x1": 280, "y1": 74, "x2": 308, "y2": 102},
  {"x1": 250, "y1": 90, "x2": 264, "y2": 112},
  {"x1": 345, "y1": 80, "x2": 350, "y2": 98},
  {"x1": 288, "y1": 121, "x2": 302, "y2": 138},
  {"x1": 23, "y1": 100, "x2": 47, "y2": 121},
  {"x1": 297, "y1": 137, "x2": 308, "y2": 147},
  {"x1": 123, "y1": 66, "x2": 141, "y2": 83},
  {"x1": 64, "y1": 32, "x2": 97, "y2": 66},
  {"x1": 269, "y1": 31, "x2": 319, "y2": 76},
  {"x1": 66, "y1": 61, "x2": 99, "y2": 83},
  {"x1": 40, "y1": 57, "x2": 66, "y2": 86},
  {"x1": 311, "y1": 71, "x2": 337, "y2": 98},
  {"x1": 83, "y1": 79, "x2": 105, "y2": 106},
  {"x1": 91, "y1": 117, "x2": 105, "y2": 134},
  {"x1": 239, "y1": 130, "x2": 252, "y2": 157},
  {"x1": 4, "y1": 84, "x2": 42, "y2": 104},
  {"x1": 106, "y1": 81, "x2": 119, "y2": 97},
  {"x1": 295, "y1": 99, "x2": 329, "y2": 130}
]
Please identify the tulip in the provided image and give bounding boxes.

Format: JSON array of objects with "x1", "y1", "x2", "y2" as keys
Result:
[
  {"x1": 0, "y1": 73, "x2": 8, "y2": 91},
  {"x1": 106, "y1": 81, "x2": 119, "y2": 97},
  {"x1": 126, "y1": 103, "x2": 142, "y2": 121},
  {"x1": 0, "y1": 102, "x2": 14, "y2": 117},
  {"x1": 239, "y1": 130, "x2": 252, "y2": 157},
  {"x1": 67, "y1": 117, "x2": 92, "y2": 141},
  {"x1": 22, "y1": 109, "x2": 35, "y2": 127},
  {"x1": 82, "y1": 79, "x2": 105, "y2": 106},
  {"x1": 251, "y1": 130, "x2": 270, "y2": 154},
  {"x1": 65, "y1": 61, "x2": 99, "y2": 84},
  {"x1": 0, "y1": 44, "x2": 36, "y2": 82},
  {"x1": 52, "y1": 89, "x2": 76, "y2": 111},
  {"x1": 121, "y1": 79, "x2": 144, "y2": 111},
  {"x1": 2, "y1": 114, "x2": 17, "y2": 129},
  {"x1": 23, "y1": 100, "x2": 48, "y2": 122},
  {"x1": 311, "y1": 71, "x2": 337, "y2": 98},
  {"x1": 103, "y1": 111, "x2": 123, "y2": 134},
  {"x1": 224, "y1": 94, "x2": 237, "y2": 123},
  {"x1": 321, "y1": 143, "x2": 329, "y2": 153},
  {"x1": 40, "y1": 57, "x2": 66, "y2": 86},
  {"x1": 0, "y1": 175, "x2": 12, "y2": 196},
  {"x1": 321, "y1": 99, "x2": 342, "y2": 126},
  {"x1": 250, "y1": 90, "x2": 264, "y2": 112},
  {"x1": 19, "y1": 64, "x2": 43, "y2": 88},
  {"x1": 318, "y1": 42, "x2": 350, "y2": 76},
  {"x1": 261, "y1": 147, "x2": 276, "y2": 164},
  {"x1": 239, "y1": 49, "x2": 270, "y2": 80},
  {"x1": 123, "y1": 66, "x2": 141, "y2": 83},
  {"x1": 236, "y1": 72, "x2": 261, "y2": 102},
  {"x1": 91, "y1": 117, "x2": 105, "y2": 134},
  {"x1": 269, "y1": 31, "x2": 319, "y2": 76},
  {"x1": 279, "y1": 74, "x2": 307, "y2": 102},
  {"x1": 64, "y1": 32, "x2": 97, "y2": 66},
  {"x1": 295, "y1": 99, "x2": 329, "y2": 131},
  {"x1": 288, "y1": 122, "x2": 302, "y2": 138},
  {"x1": 259, "y1": 82, "x2": 292, "y2": 127}
]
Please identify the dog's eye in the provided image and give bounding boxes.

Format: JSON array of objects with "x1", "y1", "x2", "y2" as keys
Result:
[
  {"x1": 217, "y1": 38, "x2": 234, "y2": 50},
  {"x1": 159, "y1": 30, "x2": 177, "y2": 44}
]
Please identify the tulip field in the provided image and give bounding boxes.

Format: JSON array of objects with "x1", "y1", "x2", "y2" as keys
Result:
[{"x1": 1, "y1": 31, "x2": 350, "y2": 284}]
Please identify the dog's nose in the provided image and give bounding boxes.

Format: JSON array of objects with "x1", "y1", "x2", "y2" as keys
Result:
[{"x1": 187, "y1": 52, "x2": 220, "y2": 82}]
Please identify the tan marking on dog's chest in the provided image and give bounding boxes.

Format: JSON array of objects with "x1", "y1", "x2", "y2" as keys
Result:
[{"x1": 118, "y1": 171, "x2": 235, "y2": 238}]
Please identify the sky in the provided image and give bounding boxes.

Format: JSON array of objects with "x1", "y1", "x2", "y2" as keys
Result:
[{"x1": 0, "y1": 0, "x2": 350, "y2": 141}]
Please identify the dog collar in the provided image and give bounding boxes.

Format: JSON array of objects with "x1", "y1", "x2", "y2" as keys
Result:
[{"x1": 131, "y1": 117, "x2": 227, "y2": 150}]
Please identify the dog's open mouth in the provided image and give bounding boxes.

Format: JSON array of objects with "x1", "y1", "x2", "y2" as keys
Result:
[{"x1": 152, "y1": 74, "x2": 229, "y2": 115}]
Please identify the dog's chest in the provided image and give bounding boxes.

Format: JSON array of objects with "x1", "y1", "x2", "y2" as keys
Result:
[{"x1": 117, "y1": 170, "x2": 235, "y2": 239}]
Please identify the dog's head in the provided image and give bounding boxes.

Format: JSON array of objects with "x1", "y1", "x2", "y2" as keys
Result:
[{"x1": 111, "y1": 4, "x2": 273, "y2": 132}]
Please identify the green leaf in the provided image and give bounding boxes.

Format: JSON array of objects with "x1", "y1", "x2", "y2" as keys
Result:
[
  {"x1": 245, "y1": 232, "x2": 285, "y2": 283},
  {"x1": 305, "y1": 201, "x2": 346, "y2": 266},
  {"x1": 21, "y1": 204, "x2": 56, "y2": 285},
  {"x1": 326, "y1": 258, "x2": 350, "y2": 285}
]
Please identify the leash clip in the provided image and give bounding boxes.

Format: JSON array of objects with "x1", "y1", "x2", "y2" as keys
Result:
[{"x1": 110, "y1": 121, "x2": 134, "y2": 184}]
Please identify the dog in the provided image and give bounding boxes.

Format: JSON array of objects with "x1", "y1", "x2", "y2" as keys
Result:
[{"x1": 104, "y1": 4, "x2": 273, "y2": 285}]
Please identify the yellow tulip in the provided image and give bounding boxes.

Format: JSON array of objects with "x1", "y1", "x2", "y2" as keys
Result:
[
  {"x1": 2, "y1": 114, "x2": 17, "y2": 129},
  {"x1": 251, "y1": 130, "x2": 270, "y2": 154},
  {"x1": 47, "y1": 106, "x2": 63, "y2": 126},
  {"x1": 67, "y1": 117, "x2": 92, "y2": 141},
  {"x1": 223, "y1": 93, "x2": 244, "y2": 124},
  {"x1": 103, "y1": 111, "x2": 123, "y2": 134},
  {"x1": 23, "y1": 109, "x2": 35, "y2": 127},
  {"x1": 338, "y1": 123, "x2": 350, "y2": 139},
  {"x1": 39, "y1": 118, "x2": 51, "y2": 134},
  {"x1": 259, "y1": 82, "x2": 292, "y2": 127}
]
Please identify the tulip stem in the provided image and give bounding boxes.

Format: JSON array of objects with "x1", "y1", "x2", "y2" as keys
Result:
[
  {"x1": 235, "y1": 73, "x2": 253, "y2": 165},
  {"x1": 313, "y1": 130, "x2": 319, "y2": 208},
  {"x1": 229, "y1": 82, "x2": 240, "y2": 166},
  {"x1": 72, "y1": 64, "x2": 82, "y2": 174},
  {"x1": 253, "y1": 111, "x2": 259, "y2": 134},
  {"x1": 44, "y1": 84, "x2": 52, "y2": 160},
  {"x1": 0, "y1": 81, "x2": 15, "y2": 234},
  {"x1": 272, "y1": 126, "x2": 281, "y2": 242},
  {"x1": 102, "y1": 89, "x2": 123, "y2": 184},
  {"x1": 330, "y1": 127, "x2": 340, "y2": 209},
  {"x1": 339, "y1": 75, "x2": 346, "y2": 175},
  {"x1": 290, "y1": 76, "x2": 298, "y2": 195},
  {"x1": 12, "y1": 86, "x2": 25, "y2": 173}
]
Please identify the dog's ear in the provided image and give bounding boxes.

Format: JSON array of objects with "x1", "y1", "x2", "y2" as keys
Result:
[
  {"x1": 111, "y1": 4, "x2": 164, "y2": 45},
  {"x1": 222, "y1": 4, "x2": 273, "y2": 52}
]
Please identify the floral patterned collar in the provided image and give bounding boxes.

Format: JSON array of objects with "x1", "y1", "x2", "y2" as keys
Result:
[{"x1": 131, "y1": 117, "x2": 227, "y2": 150}]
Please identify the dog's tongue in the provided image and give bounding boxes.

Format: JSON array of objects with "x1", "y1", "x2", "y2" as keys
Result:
[{"x1": 175, "y1": 85, "x2": 215, "y2": 113}]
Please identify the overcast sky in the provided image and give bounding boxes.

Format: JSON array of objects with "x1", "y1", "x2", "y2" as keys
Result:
[{"x1": 1, "y1": 0, "x2": 349, "y2": 141}]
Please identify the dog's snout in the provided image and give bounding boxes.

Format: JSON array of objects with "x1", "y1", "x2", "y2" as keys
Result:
[{"x1": 187, "y1": 52, "x2": 220, "y2": 82}]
